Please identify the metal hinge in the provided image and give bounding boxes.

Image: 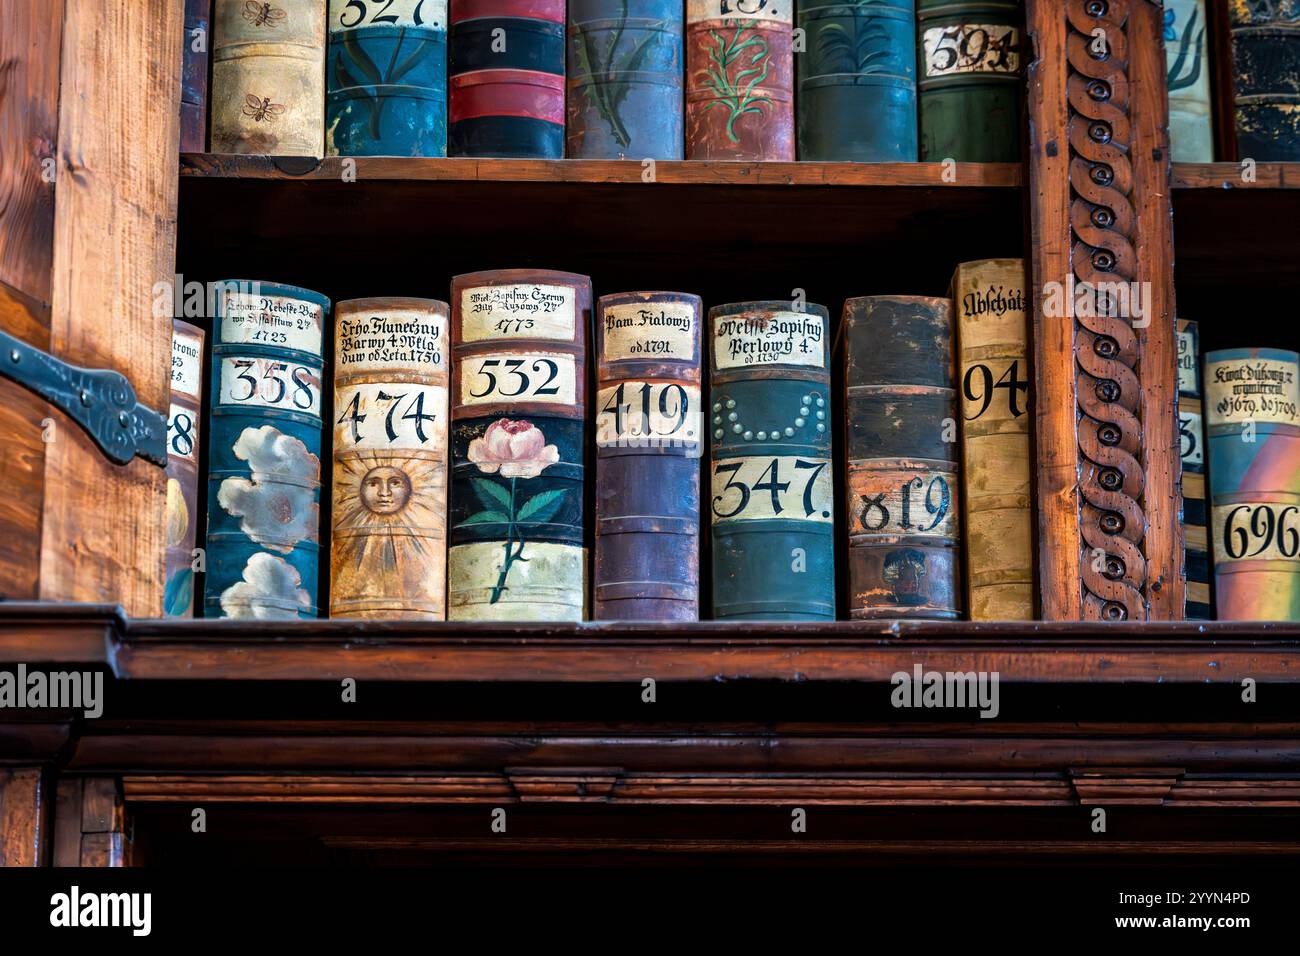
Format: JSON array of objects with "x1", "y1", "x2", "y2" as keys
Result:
[{"x1": 0, "y1": 329, "x2": 168, "y2": 467}]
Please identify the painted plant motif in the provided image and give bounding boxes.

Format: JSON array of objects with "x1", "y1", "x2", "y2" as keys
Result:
[
  {"x1": 699, "y1": 25, "x2": 772, "y2": 142},
  {"x1": 814, "y1": 8, "x2": 898, "y2": 76},
  {"x1": 1166, "y1": 4, "x2": 1205, "y2": 92},
  {"x1": 573, "y1": 2, "x2": 671, "y2": 148},
  {"x1": 461, "y1": 419, "x2": 566, "y2": 604},
  {"x1": 333, "y1": 28, "x2": 434, "y2": 139}
]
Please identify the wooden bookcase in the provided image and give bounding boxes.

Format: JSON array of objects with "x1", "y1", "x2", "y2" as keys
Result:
[{"x1": 2, "y1": 0, "x2": 1300, "y2": 868}]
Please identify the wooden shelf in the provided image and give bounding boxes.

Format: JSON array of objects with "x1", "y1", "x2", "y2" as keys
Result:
[
  {"x1": 3, "y1": 603, "x2": 1299, "y2": 684},
  {"x1": 180, "y1": 153, "x2": 1023, "y2": 188},
  {"x1": 1172, "y1": 162, "x2": 1300, "y2": 189}
]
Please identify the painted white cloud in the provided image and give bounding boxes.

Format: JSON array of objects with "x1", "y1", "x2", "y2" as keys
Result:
[
  {"x1": 217, "y1": 425, "x2": 319, "y2": 552},
  {"x1": 219, "y1": 551, "x2": 312, "y2": 619}
]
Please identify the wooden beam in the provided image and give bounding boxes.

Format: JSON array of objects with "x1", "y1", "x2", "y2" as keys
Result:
[{"x1": 0, "y1": 767, "x2": 49, "y2": 866}]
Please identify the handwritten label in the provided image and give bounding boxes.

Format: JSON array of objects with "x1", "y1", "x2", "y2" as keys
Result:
[
  {"x1": 1177, "y1": 326, "x2": 1199, "y2": 395},
  {"x1": 336, "y1": 308, "x2": 446, "y2": 371},
  {"x1": 712, "y1": 310, "x2": 825, "y2": 370},
  {"x1": 711, "y1": 455, "x2": 833, "y2": 523},
  {"x1": 331, "y1": 0, "x2": 447, "y2": 31},
  {"x1": 1179, "y1": 409, "x2": 1204, "y2": 467},
  {"x1": 221, "y1": 292, "x2": 323, "y2": 357},
  {"x1": 848, "y1": 468, "x2": 957, "y2": 538},
  {"x1": 1206, "y1": 357, "x2": 1300, "y2": 427},
  {"x1": 602, "y1": 302, "x2": 697, "y2": 362},
  {"x1": 596, "y1": 382, "x2": 701, "y2": 447},
  {"x1": 167, "y1": 402, "x2": 199, "y2": 462},
  {"x1": 335, "y1": 383, "x2": 448, "y2": 450},
  {"x1": 218, "y1": 355, "x2": 322, "y2": 415},
  {"x1": 687, "y1": 0, "x2": 789, "y2": 25},
  {"x1": 1213, "y1": 502, "x2": 1300, "y2": 564},
  {"x1": 459, "y1": 352, "x2": 576, "y2": 407},
  {"x1": 171, "y1": 328, "x2": 204, "y2": 399},
  {"x1": 459, "y1": 284, "x2": 576, "y2": 343},
  {"x1": 922, "y1": 24, "x2": 1021, "y2": 77}
]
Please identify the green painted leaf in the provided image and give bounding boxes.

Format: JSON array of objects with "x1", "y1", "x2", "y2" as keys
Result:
[
  {"x1": 163, "y1": 569, "x2": 194, "y2": 617},
  {"x1": 470, "y1": 477, "x2": 512, "y2": 512},
  {"x1": 343, "y1": 31, "x2": 384, "y2": 86},
  {"x1": 459, "y1": 510, "x2": 510, "y2": 526},
  {"x1": 516, "y1": 488, "x2": 566, "y2": 522}
]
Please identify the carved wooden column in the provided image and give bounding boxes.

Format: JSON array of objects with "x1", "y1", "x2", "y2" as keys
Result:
[{"x1": 1026, "y1": 0, "x2": 1183, "y2": 621}]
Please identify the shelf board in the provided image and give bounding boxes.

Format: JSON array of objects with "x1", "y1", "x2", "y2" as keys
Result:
[
  {"x1": 2, "y1": 603, "x2": 1299, "y2": 684},
  {"x1": 1172, "y1": 162, "x2": 1300, "y2": 189},
  {"x1": 180, "y1": 153, "x2": 1023, "y2": 188}
]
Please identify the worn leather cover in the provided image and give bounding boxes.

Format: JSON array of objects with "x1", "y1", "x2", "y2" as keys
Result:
[
  {"x1": 1230, "y1": 0, "x2": 1300, "y2": 161},
  {"x1": 164, "y1": 320, "x2": 206, "y2": 617}
]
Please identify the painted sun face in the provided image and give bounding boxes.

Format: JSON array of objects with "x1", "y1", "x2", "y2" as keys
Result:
[{"x1": 360, "y1": 466, "x2": 411, "y2": 515}]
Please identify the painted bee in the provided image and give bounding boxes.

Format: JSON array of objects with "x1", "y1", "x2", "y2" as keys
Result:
[
  {"x1": 242, "y1": 1, "x2": 287, "y2": 27},
  {"x1": 242, "y1": 94, "x2": 286, "y2": 122}
]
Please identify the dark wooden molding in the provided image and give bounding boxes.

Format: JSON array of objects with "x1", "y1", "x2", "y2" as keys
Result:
[{"x1": 1173, "y1": 161, "x2": 1300, "y2": 188}]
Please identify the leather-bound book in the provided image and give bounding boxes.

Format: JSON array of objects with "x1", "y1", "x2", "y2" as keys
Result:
[
  {"x1": 1205, "y1": 348, "x2": 1300, "y2": 621},
  {"x1": 1178, "y1": 319, "x2": 1211, "y2": 619},
  {"x1": 686, "y1": 0, "x2": 794, "y2": 160},
  {"x1": 211, "y1": 0, "x2": 327, "y2": 156},
  {"x1": 1165, "y1": 0, "x2": 1213, "y2": 162},
  {"x1": 916, "y1": 0, "x2": 1022, "y2": 162},
  {"x1": 1229, "y1": 0, "x2": 1300, "y2": 160},
  {"x1": 181, "y1": 0, "x2": 211, "y2": 152},
  {"x1": 164, "y1": 320, "x2": 206, "y2": 617},
  {"x1": 951, "y1": 259, "x2": 1031, "y2": 620},
  {"x1": 843, "y1": 295, "x2": 961, "y2": 619},
  {"x1": 326, "y1": 0, "x2": 449, "y2": 156},
  {"x1": 331, "y1": 298, "x2": 450, "y2": 619},
  {"x1": 797, "y1": 0, "x2": 917, "y2": 161},
  {"x1": 204, "y1": 281, "x2": 329, "y2": 619},
  {"x1": 448, "y1": 0, "x2": 565, "y2": 157},
  {"x1": 594, "y1": 291, "x2": 702, "y2": 620},
  {"x1": 448, "y1": 270, "x2": 591, "y2": 620},
  {"x1": 709, "y1": 301, "x2": 834, "y2": 620},
  {"x1": 568, "y1": 0, "x2": 684, "y2": 159}
]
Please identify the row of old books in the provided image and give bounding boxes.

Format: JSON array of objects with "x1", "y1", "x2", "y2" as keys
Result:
[
  {"x1": 1178, "y1": 322, "x2": 1300, "y2": 621},
  {"x1": 1165, "y1": 0, "x2": 1300, "y2": 162},
  {"x1": 183, "y1": 0, "x2": 1022, "y2": 161},
  {"x1": 164, "y1": 260, "x2": 1036, "y2": 621}
]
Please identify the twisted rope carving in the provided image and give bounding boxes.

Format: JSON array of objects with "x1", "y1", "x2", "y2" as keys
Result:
[{"x1": 1065, "y1": 0, "x2": 1147, "y2": 621}]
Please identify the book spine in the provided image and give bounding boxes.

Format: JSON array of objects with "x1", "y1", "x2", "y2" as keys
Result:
[
  {"x1": 594, "y1": 291, "x2": 702, "y2": 621},
  {"x1": 181, "y1": 0, "x2": 212, "y2": 152},
  {"x1": 916, "y1": 0, "x2": 1022, "y2": 162},
  {"x1": 567, "y1": 0, "x2": 684, "y2": 160},
  {"x1": 326, "y1": 0, "x2": 449, "y2": 157},
  {"x1": 843, "y1": 295, "x2": 961, "y2": 619},
  {"x1": 1178, "y1": 319, "x2": 1211, "y2": 619},
  {"x1": 448, "y1": 269, "x2": 591, "y2": 620},
  {"x1": 331, "y1": 298, "x2": 450, "y2": 619},
  {"x1": 1205, "y1": 348, "x2": 1300, "y2": 621},
  {"x1": 797, "y1": 0, "x2": 917, "y2": 162},
  {"x1": 709, "y1": 301, "x2": 834, "y2": 620},
  {"x1": 952, "y1": 259, "x2": 1031, "y2": 620},
  {"x1": 1165, "y1": 0, "x2": 1213, "y2": 163},
  {"x1": 685, "y1": 0, "x2": 794, "y2": 160},
  {"x1": 1229, "y1": 3, "x2": 1300, "y2": 161},
  {"x1": 211, "y1": 0, "x2": 327, "y2": 156},
  {"x1": 164, "y1": 320, "x2": 206, "y2": 617},
  {"x1": 203, "y1": 280, "x2": 329, "y2": 619},
  {"x1": 448, "y1": 0, "x2": 566, "y2": 158}
]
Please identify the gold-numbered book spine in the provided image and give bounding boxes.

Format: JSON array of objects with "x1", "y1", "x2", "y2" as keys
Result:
[
  {"x1": 211, "y1": 0, "x2": 326, "y2": 156},
  {"x1": 331, "y1": 298, "x2": 450, "y2": 619},
  {"x1": 951, "y1": 258, "x2": 1033, "y2": 619}
]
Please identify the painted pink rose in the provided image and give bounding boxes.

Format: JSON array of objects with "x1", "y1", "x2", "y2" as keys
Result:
[{"x1": 467, "y1": 419, "x2": 559, "y2": 479}]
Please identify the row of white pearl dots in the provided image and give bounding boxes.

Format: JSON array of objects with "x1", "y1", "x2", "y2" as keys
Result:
[{"x1": 712, "y1": 391, "x2": 827, "y2": 442}]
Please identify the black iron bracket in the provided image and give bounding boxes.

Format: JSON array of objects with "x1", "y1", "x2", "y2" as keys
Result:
[{"x1": 0, "y1": 329, "x2": 168, "y2": 467}]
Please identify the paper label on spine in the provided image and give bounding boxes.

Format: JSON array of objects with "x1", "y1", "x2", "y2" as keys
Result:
[
  {"x1": 221, "y1": 292, "x2": 323, "y2": 357},
  {"x1": 1205, "y1": 357, "x2": 1300, "y2": 426},
  {"x1": 167, "y1": 402, "x2": 200, "y2": 463},
  {"x1": 712, "y1": 310, "x2": 825, "y2": 370},
  {"x1": 218, "y1": 355, "x2": 323, "y2": 416},
  {"x1": 687, "y1": 0, "x2": 790, "y2": 25},
  {"x1": 330, "y1": 0, "x2": 447, "y2": 30},
  {"x1": 922, "y1": 24, "x2": 1021, "y2": 77},
  {"x1": 710, "y1": 455, "x2": 833, "y2": 523},
  {"x1": 1177, "y1": 325, "x2": 1199, "y2": 395},
  {"x1": 596, "y1": 382, "x2": 701, "y2": 448},
  {"x1": 335, "y1": 383, "x2": 449, "y2": 450},
  {"x1": 1212, "y1": 502, "x2": 1300, "y2": 565},
  {"x1": 1179, "y1": 409, "x2": 1204, "y2": 467},
  {"x1": 602, "y1": 302, "x2": 697, "y2": 362},
  {"x1": 847, "y1": 468, "x2": 958, "y2": 538},
  {"x1": 336, "y1": 308, "x2": 447, "y2": 371},
  {"x1": 171, "y1": 329, "x2": 204, "y2": 399},
  {"x1": 459, "y1": 284, "x2": 577, "y2": 343},
  {"x1": 458, "y1": 352, "x2": 576, "y2": 407}
]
